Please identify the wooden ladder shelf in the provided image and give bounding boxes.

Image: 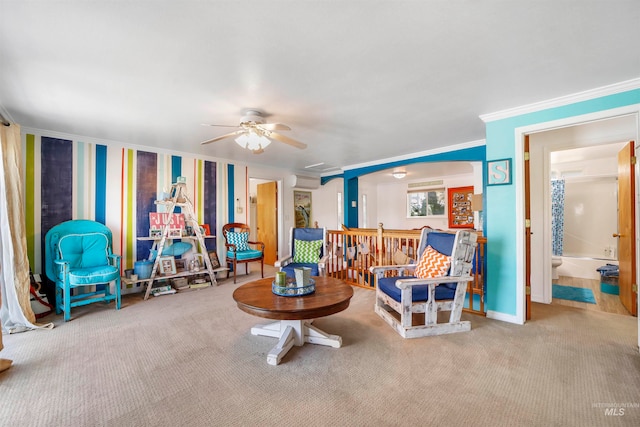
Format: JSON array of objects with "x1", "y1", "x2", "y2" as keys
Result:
[{"x1": 142, "y1": 182, "x2": 218, "y2": 300}]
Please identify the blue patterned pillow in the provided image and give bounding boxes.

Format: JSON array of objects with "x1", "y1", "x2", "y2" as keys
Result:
[
  {"x1": 293, "y1": 239, "x2": 323, "y2": 263},
  {"x1": 227, "y1": 231, "x2": 250, "y2": 251}
]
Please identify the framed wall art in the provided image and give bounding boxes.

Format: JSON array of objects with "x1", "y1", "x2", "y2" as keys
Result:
[
  {"x1": 293, "y1": 190, "x2": 312, "y2": 228},
  {"x1": 447, "y1": 186, "x2": 474, "y2": 229},
  {"x1": 487, "y1": 158, "x2": 512, "y2": 186}
]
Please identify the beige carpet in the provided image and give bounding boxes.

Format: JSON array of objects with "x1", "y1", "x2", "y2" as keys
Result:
[{"x1": 1, "y1": 266, "x2": 639, "y2": 426}]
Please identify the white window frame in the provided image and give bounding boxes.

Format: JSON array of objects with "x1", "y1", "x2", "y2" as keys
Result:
[{"x1": 406, "y1": 188, "x2": 447, "y2": 218}]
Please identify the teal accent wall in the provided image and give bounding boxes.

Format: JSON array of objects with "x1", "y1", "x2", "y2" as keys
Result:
[
  {"x1": 485, "y1": 89, "x2": 640, "y2": 317},
  {"x1": 345, "y1": 177, "x2": 358, "y2": 228},
  {"x1": 227, "y1": 164, "x2": 235, "y2": 222}
]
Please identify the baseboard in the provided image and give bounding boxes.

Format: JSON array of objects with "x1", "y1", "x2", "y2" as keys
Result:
[{"x1": 486, "y1": 310, "x2": 523, "y2": 325}]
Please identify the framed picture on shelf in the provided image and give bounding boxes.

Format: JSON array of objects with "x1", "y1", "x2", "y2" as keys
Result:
[
  {"x1": 168, "y1": 228, "x2": 183, "y2": 238},
  {"x1": 158, "y1": 256, "x2": 177, "y2": 275},
  {"x1": 193, "y1": 253, "x2": 205, "y2": 269},
  {"x1": 174, "y1": 258, "x2": 186, "y2": 271},
  {"x1": 208, "y1": 251, "x2": 220, "y2": 269},
  {"x1": 447, "y1": 186, "x2": 475, "y2": 229},
  {"x1": 149, "y1": 228, "x2": 163, "y2": 238},
  {"x1": 199, "y1": 224, "x2": 211, "y2": 236}
]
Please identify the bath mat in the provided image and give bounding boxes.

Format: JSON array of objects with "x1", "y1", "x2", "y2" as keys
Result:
[{"x1": 552, "y1": 284, "x2": 596, "y2": 304}]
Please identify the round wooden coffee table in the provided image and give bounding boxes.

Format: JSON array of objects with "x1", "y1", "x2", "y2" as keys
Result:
[{"x1": 233, "y1": 276, "x2": 354, "y2": 365}]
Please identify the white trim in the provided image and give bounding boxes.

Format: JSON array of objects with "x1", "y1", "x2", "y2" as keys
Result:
[
  {"x1": 514, "y1": 132, "x2": 526, "y2": 324},
  {"x1": 486, "y1": 310, "x2": 523, "y2": 325},
  {"x1": 480, "y1": 78, "x2": 640, "y2": 123},
  {"x1": 342, "y1": 139, "x2": 486, "y2": 172}
]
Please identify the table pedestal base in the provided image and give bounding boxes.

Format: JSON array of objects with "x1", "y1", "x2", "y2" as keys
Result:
[{"x1": 251, "y1": 320, "x2": 343, "y2": 365}]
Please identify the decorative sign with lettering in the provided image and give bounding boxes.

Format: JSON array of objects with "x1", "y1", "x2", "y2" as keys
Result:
[
  {"x1": 149, "y1": 213, "x2": 186, "y2": 229},
  {"x1": 487, "y1": 158, "x2": 512, "y2": 186}
]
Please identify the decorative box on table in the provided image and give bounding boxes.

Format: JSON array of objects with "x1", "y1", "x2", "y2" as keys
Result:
[{"x1": 272, "y1": 278, "x2": 315, "y2": 296}]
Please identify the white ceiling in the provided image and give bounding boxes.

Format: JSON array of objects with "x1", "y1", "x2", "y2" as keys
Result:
[{"x1": 1, "y1": 1, "x2": 639, "y2": 175}]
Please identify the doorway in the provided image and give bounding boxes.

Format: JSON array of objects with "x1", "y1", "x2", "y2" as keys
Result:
[
  {"x1": 549, "y1": 144, "x2": 629, "y2": 315},
  {"x1": 527, "y1": 114, "x2": 638, "y2": 318},
  {"x1": 250, "y1": 179, "x2": 279, "y2": 265}
]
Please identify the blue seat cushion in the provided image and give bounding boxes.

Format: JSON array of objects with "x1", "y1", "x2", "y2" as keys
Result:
[
  {"x1": 227, "y1": 249, "x2": 263, "y2": 261},
  {"x1": 378, "y1": 275, "x2": 456, "y2": 302},
  {"x1": 281, "y1": 263, "x2": 320, "y2": 278},
  {"x1": 67, "y1": 265, "x2": 119, "y2": 286}
]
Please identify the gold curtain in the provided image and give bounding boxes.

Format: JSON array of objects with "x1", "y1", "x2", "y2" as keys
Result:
[
  {"x1": 1, "y1": 288, "x2": 3, "y2": 351},
  {"x1": 0, "y1": 123, "x2": 36, "y2": 327}
]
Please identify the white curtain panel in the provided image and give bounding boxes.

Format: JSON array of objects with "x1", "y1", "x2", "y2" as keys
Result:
[{"x1": 0, "y1": 123, "x2": 40, "y2": 333}]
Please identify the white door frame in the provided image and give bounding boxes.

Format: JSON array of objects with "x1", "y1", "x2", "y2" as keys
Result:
[{"x1": 513, "y1": 105, "x2": 640, "y2": 332}]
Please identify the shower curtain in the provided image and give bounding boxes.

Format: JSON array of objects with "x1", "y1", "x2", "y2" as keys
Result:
[{"x1": 551, "y1": 178, "x2": 565, "y2": 256}]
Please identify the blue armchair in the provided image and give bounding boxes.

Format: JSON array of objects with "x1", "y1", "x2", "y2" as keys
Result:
[
  {"x1": 371, "y1": 229, "x2": 477, "y2": 338},
  {"x1": 44, "y1": 220, "x2": 121, "y2": 321},
  {"x1": 275, "y1": 227, "x2": 327, "y2": 278}
]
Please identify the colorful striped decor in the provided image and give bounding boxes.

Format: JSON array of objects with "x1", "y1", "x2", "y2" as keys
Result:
[{"x1": 24, "y1": 133, "x2": 219, "y2": 281}]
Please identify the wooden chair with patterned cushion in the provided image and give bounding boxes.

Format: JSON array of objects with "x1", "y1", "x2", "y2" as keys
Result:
[
  {"x1": 275, "y1": 227, "x2": 327, "y2": 278},
  {"x1": 222, "y1": 223, "x2": 265, "y2": 284},
  {"x1": 370, "y1": 228, "x2": 477, "y2": 338}
]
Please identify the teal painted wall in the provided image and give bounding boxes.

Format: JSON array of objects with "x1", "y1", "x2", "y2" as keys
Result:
[{"x1": 485, "y1": 89, "x2": 640, "y2": 316}]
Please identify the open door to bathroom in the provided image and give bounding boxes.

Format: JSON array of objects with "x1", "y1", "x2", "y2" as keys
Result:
[{"x1": 616, "y1": 141, "x2": 637, "y2": 316}]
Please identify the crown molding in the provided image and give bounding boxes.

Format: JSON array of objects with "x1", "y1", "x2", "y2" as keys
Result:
[{"x1": 479, "y1": 77, "x2": 640, "y2": 123}]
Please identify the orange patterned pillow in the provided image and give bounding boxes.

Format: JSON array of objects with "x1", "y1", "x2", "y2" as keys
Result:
[{"x1": 414, "y1": 245, "x2": 451, "y2": 279}]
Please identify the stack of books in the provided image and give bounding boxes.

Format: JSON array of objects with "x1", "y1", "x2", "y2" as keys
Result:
[
  {"x1": 150, "y1": 284, "x2": 176, "y2": 297},
  {"x1": 189, "y1": 278, "x2": 211, "y2": 290},
  {"x1": 171, "y1": 277, "x2": 189, "y2": 292}
]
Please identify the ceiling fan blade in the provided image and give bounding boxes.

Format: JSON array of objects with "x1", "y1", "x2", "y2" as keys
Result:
[
  {"x1": 252, "y1": 148, "x2": 265, "y2": 155},
  {"x1": 200, "y1": 131, "x2": 242, "y2": 145},
  {"x1": 201, "y1": 123, "x2": 240, "y2": 128},
  {"x1": 258, "y1": 123, "x2": 291, "y2": 131},
  {"x1": 269, "y1": 131, "x2": 307, "y2": 149}
]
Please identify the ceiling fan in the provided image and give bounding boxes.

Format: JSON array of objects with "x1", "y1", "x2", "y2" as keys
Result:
[{"x1": 200, "y1": 109, "x2": 307, "y2": 154}]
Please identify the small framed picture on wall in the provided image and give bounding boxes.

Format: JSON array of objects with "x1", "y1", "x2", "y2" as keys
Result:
[
  {"x1": 293, "y1": 191, "x2": 312, "y2": 228},
  {"x1": 487, "y1": 158, "x2": 512, "y2": 186}
]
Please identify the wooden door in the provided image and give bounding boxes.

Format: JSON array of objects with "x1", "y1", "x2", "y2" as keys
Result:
[
  {"x1": 617, "y1": 141, "x2": 637, "y2": 316},
  {"x1": 257, "y1": 181, "x2": 278, "y2": 265},
  {"x1": 524, "y1": 135, "x2": 532, "y2": 320}
]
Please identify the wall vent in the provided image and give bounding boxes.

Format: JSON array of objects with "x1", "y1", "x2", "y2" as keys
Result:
[{"x1": 408, "y1": 180, "x2": 444, "y2": 188}]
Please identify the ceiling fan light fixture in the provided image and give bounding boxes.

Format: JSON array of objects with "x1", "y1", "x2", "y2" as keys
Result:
[
  {"x1": 235, "y1": 130, "x2": 271, "y2": 151},
  {"x1": 392, "y1": 170, "x2": 407, "y2": 179}
]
